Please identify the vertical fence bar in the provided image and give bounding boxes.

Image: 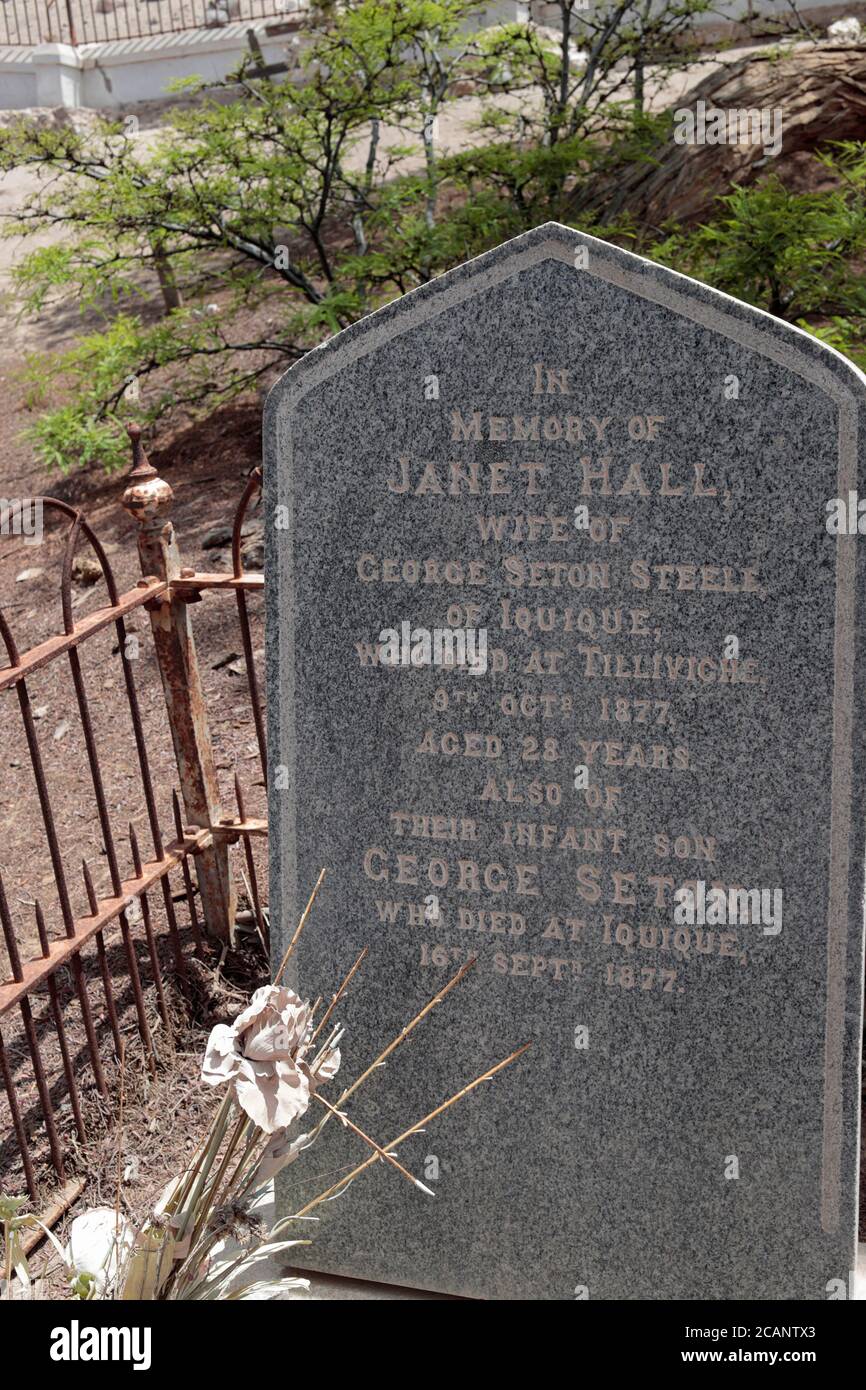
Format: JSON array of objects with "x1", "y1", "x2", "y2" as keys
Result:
[
  {"x1": 234, "y1": 775, "x2": 268, "y2": 953},
  {"x1": 64, "y1": 0, "x2": 77, "y2": 45},
  {"x1": 0, "y1": 1024, "x2": 37, "y2": 1200},
  {"x1": 0, "y1": 596, "x2": 108, "y2": 1102},
  {"x1": 172, "y1": 790, "x2": 204, "y2": 951},
  {"x1": 34, "y1": 902, "x2": 86, "y2": 1142},
  {"x1": 0, "y1": 871, "x2": 66, "y2": 1181},
  {"x1": 128, "y1": 825, "x2": 172, "y2": 1037},
  {"x1": 10, "y1": 666, "x2": 108, "y2": 1099},
  {"x1": 80, "y1": 861, "x2": 124, "y2": 1062},
  {"x1": 81, "y1": 857, "x2": 154, "y2": 1072},
  {"x1": 0, "y1": 872, "x2": 66, "y2": 1180}
]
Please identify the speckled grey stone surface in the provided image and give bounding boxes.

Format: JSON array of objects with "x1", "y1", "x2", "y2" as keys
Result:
[{"x1": 265, "y1": 223, "x2": 866, "y2": 1300}]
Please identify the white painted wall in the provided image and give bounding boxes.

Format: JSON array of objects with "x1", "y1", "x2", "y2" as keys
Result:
[
  {"x1": 0, "y1": 48, "x2": 37, "y2": 110},
  {"x1": 0, "y1": 22, "x2": 298, "y2": 111}
]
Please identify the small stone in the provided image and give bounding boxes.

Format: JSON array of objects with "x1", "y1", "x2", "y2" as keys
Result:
[
  {"x1": 240, "y1": 530, "x2": 265, "y2": 570},
  {"x1": 32, "y1": 705, "x2": 48, "y2": 720},
  {"x1": 122, "y1": 1156, "x2": 140, "y2": 1183},
  {"x1": 72, "y1": 555, "x2": 102, "y2": 585},
  {"x1": 203, "y1": 522, "x2": 256, "y2": 550},
  {"x1": 53, "y1": 721, "x2": 70, "y2": 741},
  {"x1": 826, "y1": 16, "x2": 862, "y2": 42},
  {"x1": 15, "y1": 567, "x2": 43, "y2": 583},
  {"x1": 202, "y1": 525, "x2": 233, "y2": 550}
]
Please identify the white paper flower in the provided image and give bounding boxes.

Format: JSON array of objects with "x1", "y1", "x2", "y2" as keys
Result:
[
  {"x1": 307, "y1": 1046, "x2": 341, "y2": 1088},
  {"x1": 65, "y1": 1208, "x2": 135, "y2": 1296},
  {"x1": 249, "y1": 1128, "x2": 314, "y2": 1188},
  {"x1": 201, "y1": 986, "x2": 312, "y2": 1133}
]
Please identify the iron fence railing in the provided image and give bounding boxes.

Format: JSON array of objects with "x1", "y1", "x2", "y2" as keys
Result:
[
  {"x1": 0, "y1": 424, "x2": 266, "y2": 1202},
  {"x1": 0, "y1": 2, "x2": 297, "y2": 48}
]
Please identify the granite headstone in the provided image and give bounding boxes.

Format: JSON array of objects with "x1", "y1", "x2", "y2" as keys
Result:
[{"x1": 265, "y1": 223, "x2": 866, "y2": 1300}]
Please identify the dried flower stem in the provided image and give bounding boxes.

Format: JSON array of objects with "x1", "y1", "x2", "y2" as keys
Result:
[
  {"x1": 308, "y1": 945, "x2": 368, "y2": 1048},
  {"x1": 3, "y1": 1216, "x2": 12, "y2": 1297},
  {"x1": 241, "y1": 867, "x2": 268, "y2": 956},
  {"x1": 274, "y1": 868, "x2": 326, "y2": 985},
  {"x1": 190, "y1": 1110, "x2": 250, "y2": 1249},
  {"x1": 170, "y1": 1090, "x2": 234, "y2": 1218},
  {"x1": 217, "y1": 1119, "x2": 268, "y2": 1209},
  {"x1": 294, "y1": 1044, "x2": 530, "y2": 1217},
  {"x1": 335, "y1": 956, "x2": 476, "y2": 1110},
  {"x1": 173, "y1": 1095, "x2": 238, "y2": 1242},
  {"x1": 299, "y1": 957, "x2": 478, "y2": 1160},
  {"x1": 311, "y1": 1092, "x2": 433, "y2": 1196}
]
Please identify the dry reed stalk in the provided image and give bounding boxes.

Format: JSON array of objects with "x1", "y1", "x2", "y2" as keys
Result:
[
  {"x1": 294, "y1": 1044, "x2": 530, "y2": 1218},
  {"x1": 311, "y1": 1092, "x2": 434, "y2": 1195},
  {"x1": 274, "y1": 868, "x2": 326, "y2": 984},
  {"x1": 308, "y1": 945, "x2": 368, "y2": 1048}
]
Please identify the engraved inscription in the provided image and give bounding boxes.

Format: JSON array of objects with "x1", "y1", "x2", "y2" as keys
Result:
[{"x1": 350, "y1": 363, "x2": 769, "y2": 999}]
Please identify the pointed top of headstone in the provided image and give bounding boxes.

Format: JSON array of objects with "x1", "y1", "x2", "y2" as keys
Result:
[{"x1": 267, "y1": 221, "x2": 866, "y2": 430}]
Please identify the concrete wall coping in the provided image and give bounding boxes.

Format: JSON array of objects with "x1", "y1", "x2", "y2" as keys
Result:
[{"x1": 22, "y1": 23, "x2": 274, "y2": 69}]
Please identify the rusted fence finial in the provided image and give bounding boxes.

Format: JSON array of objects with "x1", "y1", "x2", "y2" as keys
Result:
[
  {"x1": 126, "y1": 421, "x2": 149, "y2": 475},
  {"x1": 122, "y1": 423, "x2": 174, "y2": 536}
]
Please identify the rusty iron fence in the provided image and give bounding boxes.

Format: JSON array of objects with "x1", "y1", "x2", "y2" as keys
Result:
[
  {"x1": 0, "y1": 2, "x2": 297, "y2": 48},
  {"x1": 0, "y1": 424, "x2": 267, "y2": 1202}
]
